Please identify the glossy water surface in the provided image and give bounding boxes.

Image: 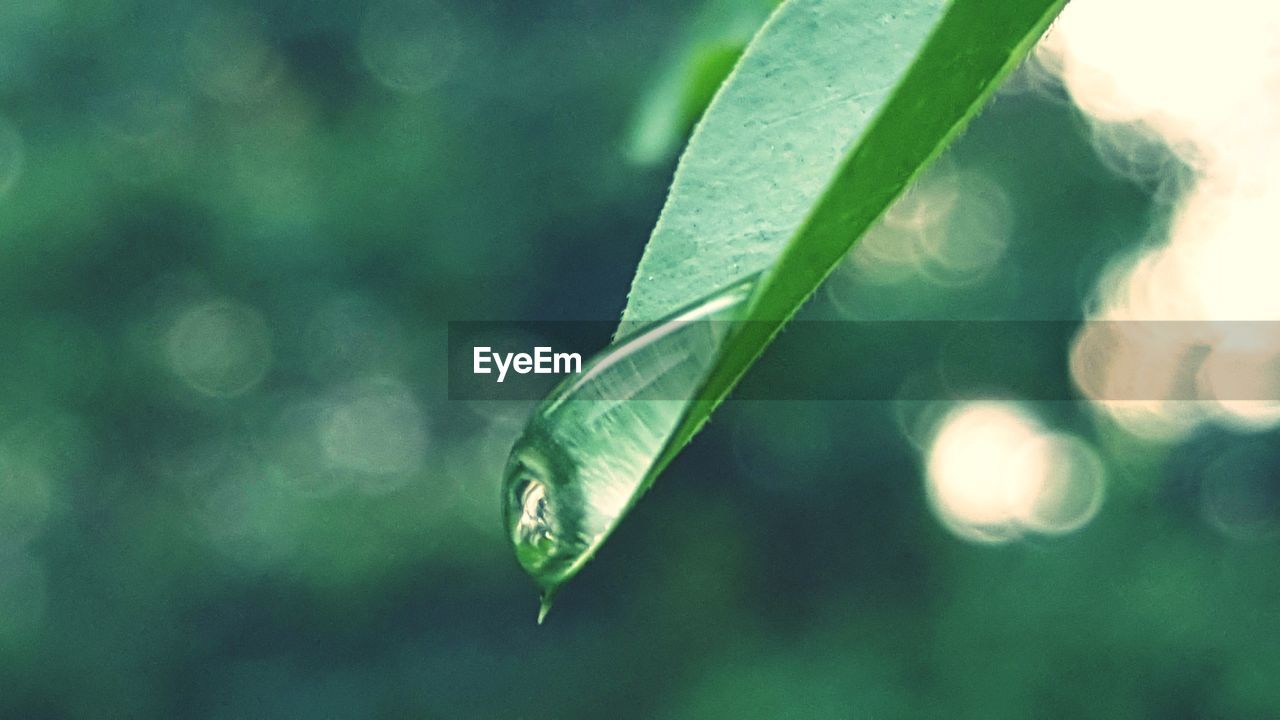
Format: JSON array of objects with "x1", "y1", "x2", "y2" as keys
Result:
[{"x1": 501, "y1": 276, "x2": 758, "y2": 617}]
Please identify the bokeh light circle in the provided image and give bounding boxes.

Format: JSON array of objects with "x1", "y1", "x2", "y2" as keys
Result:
[
  {"x1": 358, "y1": 0, "x2": 461, "y2": 95},
  {"x1": 166, "y1": 299, "x2": 273, "y2": 398},
  {"x1": 925, "y1": 402, "x2": 1106, "y2": 543}
]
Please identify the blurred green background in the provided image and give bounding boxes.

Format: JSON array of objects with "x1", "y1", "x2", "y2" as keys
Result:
[{"x1": 1, "y1": 0, "x2": 1278, "y2": 717}]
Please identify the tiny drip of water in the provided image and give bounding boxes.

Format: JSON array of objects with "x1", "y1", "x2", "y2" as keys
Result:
[{"x1": 501, "y1": 275, "x2": 759, "y2": 618}]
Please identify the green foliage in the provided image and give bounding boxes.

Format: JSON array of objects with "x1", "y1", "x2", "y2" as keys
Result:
[
  {"x1": 11, "y1": 0, "x2": 1275, "y2": 715},
  {"x1": 616, "y1": 0, "x2": 1067, "y2": 560}
]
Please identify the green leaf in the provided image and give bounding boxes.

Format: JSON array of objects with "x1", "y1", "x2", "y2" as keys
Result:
[
  {"x1": 504, "y1": 0, "x2": 1066, "y2": 608},
  {"x1": 624, "y1": 0, "x2": 1067, "y2": 508}
]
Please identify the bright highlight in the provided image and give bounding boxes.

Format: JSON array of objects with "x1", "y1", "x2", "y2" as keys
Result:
[{"x1": 926, "y1": 402, "x2": 1105, "y2": 543}]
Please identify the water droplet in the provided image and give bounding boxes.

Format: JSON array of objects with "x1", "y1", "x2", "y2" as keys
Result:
[{"x1": 502, "y1": 275, "x2": 757, "y2": 603}]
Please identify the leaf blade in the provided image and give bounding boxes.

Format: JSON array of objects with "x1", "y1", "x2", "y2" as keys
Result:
[
  {"x1": 620, "y1": 0, "x2": 953, "y2": 325},
  {"x1": 624, "y1": 0, "x2": 1067, "y2": 486},
  {"x1": 524, "y1": 0, "x2": 1069, "y2": 598},
  {"x1": 658, "y1": 0, "x2": 1068, "y2": 463}
]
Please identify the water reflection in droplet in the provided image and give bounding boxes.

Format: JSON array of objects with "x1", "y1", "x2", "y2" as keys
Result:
[
  {"x1": 502, "y1": 276, "x2": 755, "y2": 598},
  {"x1": 513, "y1": 474, "x2": 553, "y2": 551}
]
